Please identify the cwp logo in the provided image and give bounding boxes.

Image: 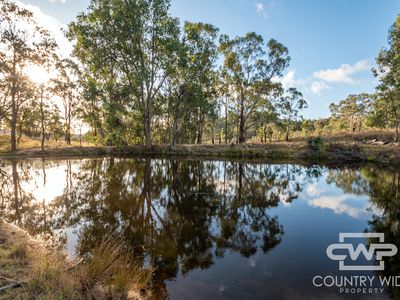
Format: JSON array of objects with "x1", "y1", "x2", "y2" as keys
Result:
[{"x1": 326, "y1": 233, "x2": 398, "y2": 271}]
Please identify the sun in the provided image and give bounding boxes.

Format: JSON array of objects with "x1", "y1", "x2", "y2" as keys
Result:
[{"x1": 24, "y1": 64, "x2": 52, "y2": 85}]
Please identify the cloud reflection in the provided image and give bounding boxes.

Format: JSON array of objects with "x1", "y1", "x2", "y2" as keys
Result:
[{"x1": 308, "y1": 194, "x2": 369, "y2": 218}]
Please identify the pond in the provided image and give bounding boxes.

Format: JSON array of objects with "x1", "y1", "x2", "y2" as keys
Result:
[{"x1": 0, "y1": 158, "x2": 399, "y2": 299}]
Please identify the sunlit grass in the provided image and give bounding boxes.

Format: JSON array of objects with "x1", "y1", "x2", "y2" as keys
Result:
[{"x1": 0, "y1": 134, "x2": 92, "y2": 152}]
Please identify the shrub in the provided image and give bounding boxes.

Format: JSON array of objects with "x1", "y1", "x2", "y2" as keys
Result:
[{"x1": 307, "y1": 136, "x2": 325, "y2": 153}]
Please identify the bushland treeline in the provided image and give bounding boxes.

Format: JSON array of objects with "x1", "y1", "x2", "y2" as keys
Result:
[{"x1": 0, "y1": 0, "x2": 399, "y2": 151}]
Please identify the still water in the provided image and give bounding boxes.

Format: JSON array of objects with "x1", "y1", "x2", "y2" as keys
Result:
[{"x1": 0, "y1": 158, "x2": 399, "y2": 299}]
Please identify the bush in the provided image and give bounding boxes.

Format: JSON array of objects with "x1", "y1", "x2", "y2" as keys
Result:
[{"x1": 308, "y1": 136, "x2": 325, "y2": 153}]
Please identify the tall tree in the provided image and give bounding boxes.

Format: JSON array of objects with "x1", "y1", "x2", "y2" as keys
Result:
[
  {"x1": 219, "y1": 32, "x2": 290, "y2": 143},
  {"x1": 68, "y1": 0, "x2": 180, "y2": 148},
  {"x1": 329, "y1": 93, "x2": 370, "y2": 133},
  {"x1": 166, "y1": 22, "x2": 219, "y2": 146},
  {"x1": 276, "y1": 88, "x2": 307, "y2": 141},
  {"x1": 52, "y1": 57, "x2": 80, "y2": 145},
  {"x1": 0, "y1": 0, "x2": 56, "y2": 151},
  {"x1": 373, "y1": 16, "x2": 400, "y2": 142}
]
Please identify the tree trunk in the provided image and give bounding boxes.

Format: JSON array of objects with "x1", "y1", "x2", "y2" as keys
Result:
[
  {"x1": 66, "y1": 110, "x2": 71, "y2": 145},
  {"x1": 238, "y1": 97, "x2": 245, "y2": 144},
  {"x1": 11, "y1": 103, "x2": 17, "y2": 151},
  {"x1": 350, "y1": 115, "x2": 355, "y2": 133},
  {"x1": 211, "y1": 126, "x2": 215, "y2": 145},
  {"x1": 263, "y1": 124, "x2": 267, "y2": 144},
  {"x1": 225, "y1": 101, "x2": 228, "y2": 144},
  {"x1": 10, "y1": 58, "x2": 17, "y2": 152},
  {"x1": 170, "y1": 118, "x2": 178, "y2": 147},
  {"x1": 285, "y1": 119, "x2": 291, "y2": 142},
  {"x1": 144, "y1": 110, "x2": 152, "y2": 149},
  {"x1": 261, "y1": 122, "x2": 265, "y2": 143},
  {"x1": 236, "y1": 122, "x2": 239, "y2": 144},
  {"x1": 197, "y1": 113, "x2": 204, "y2": 145},
  {"x1": 285, "y1": 122, "x2": 289, "y2": 142},
  {"x1": 17, "y1": 116, "x2": 23, "y2": 145},
  {"x1": 64, "y1": 98, "x2": 72, "y2": 145},
  {"x1": 40, "y1": 88, "x2": 45, "y2": 153},
  {"x1": 79, "y1": 126, "x2": 82, "y2": 147},
  {"x1": 197, "y1": 125, "x2": 203, "y2": 144},
  {"x1": 17, "y1": 128, "x2": 22, "y2": 145}
]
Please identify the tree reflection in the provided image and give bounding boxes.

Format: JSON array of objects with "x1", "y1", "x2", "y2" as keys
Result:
[
  {"x1": 0, "y1": 158, "x2": 318, "y2": 296},
  {"x1": 326, "y1": 167, "x2": 370, "y2": 195},
  {"x1": 325, "y1": 166, "x2": 400, "y2": 299},
  {"x1": 364, "y1": 168, "x2": 400, "y2": 299}
]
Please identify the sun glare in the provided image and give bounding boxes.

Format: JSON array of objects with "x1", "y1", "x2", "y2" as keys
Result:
[{"x1": 25, "y1": 64, "x2": 51, "y2": 85}]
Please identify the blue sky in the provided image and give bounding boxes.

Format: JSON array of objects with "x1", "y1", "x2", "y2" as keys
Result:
[{"x1": 18, "y1": 0, "x2": 400, "y2": 119}]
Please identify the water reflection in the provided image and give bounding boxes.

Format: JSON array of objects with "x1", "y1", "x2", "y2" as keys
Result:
[{"x1": 0, "y1": 159, "x2": 399, "y2": 299}]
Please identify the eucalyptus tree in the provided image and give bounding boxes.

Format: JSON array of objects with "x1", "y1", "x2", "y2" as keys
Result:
[
  {"x1": 276, "y1": 87, "x2": 307, "y2": 141},
  {"x1": 0, "y1": 0, "x2": 57, "y2": 151},
  {"x1": 217, "y1": 75, "x2": 231, "y2": 144},
  {"x1": 52, "y1": 57, "x2": 81, "y2": 144},
  {"x1": 219, "y1": 32, "x2": 290, "y2": 143},
  {"x1": 254, "y1": 104, "x2": 277, "y2": 143},
  {"x1": 0, "y1": 76, "x2": 9, "y2": 123},
  {"x1": 373, "y1": 16, "x2": 400, "y2": 142},
  {"x1": 166, "y1": 22, "x2": 219, "y2": 146},
  {"x1": 69, "y1": 0, "x2": 180, "y2": 148},
  {"x1": 329, "y1": 93, "x2": 370, "y2": 133},
  {"x1": 33, "y1": 39, "x2": 58, "y2": 152},
  {"x1": 365, "y1": 93, "x2": 392, "y2": 129}
]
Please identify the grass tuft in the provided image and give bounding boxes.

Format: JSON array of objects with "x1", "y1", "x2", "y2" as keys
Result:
[
  {"x1": 8, "y1": 242, "x2": 28, "y2": 260},
  {"x1": 0, "y1": 230, "x2": 152, "y2": 300}
]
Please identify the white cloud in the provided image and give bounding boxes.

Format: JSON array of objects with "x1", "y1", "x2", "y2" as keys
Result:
[
  {"x1": 15, "y1": 1, "x2": 72, "y2": 57},
  {"x1": 273, "y1": 70, "x2": 306, "y2": 89},
  {"x1": 49, "y1": 0, "x2": 67, "y2": 3},
  {"x1": 255, "y1": 2, "x2": 266, "y2": 18},
  {"x1": 310, "y1": 81, "x2": 329, "y2": 95},
  {"x1": 313, "y1": 60, "x2": 370, "y2": 85}
]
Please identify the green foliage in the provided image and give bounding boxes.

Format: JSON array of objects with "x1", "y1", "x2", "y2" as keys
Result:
[
  {"x1": 372, "y1": 16, "x2": 400, "y2": 141},
  {"x1": 219, "y1": 32, "x2": 290, "y2": 143},
  {"x1": 329, "y1": 93, "x2": 371, "y2": 133},
  {"x1": 165, "y1": 21, "x2": 219, "y2": 145},
  {"x1": 276, "y1": 88, "x2": 307, "y2": 141},
  {"x1": 68, "y1": 0, "x2": 180, "y2": 148},
  {"x1": 6, "y1": 0, "x2": 400, "y2": 147},
  {"x1": 307, "y1": 136, "x2": 325, "y2": 153}
]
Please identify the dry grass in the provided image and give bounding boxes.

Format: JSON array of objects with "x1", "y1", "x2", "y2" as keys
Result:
[
  {"x1": 320, "y1": 129, "x2": 398, "y2": 143},
  {"x1": 78, "y1": 235, "x2": 153, "y2": 299},
  {"x1": 0, "y1": 134, "x2": 92, "y2": 152},
  {"x1": 8, "y1": 242, "x2": 28, "y2": 260},
  {"x1": 0, "y1": 222, "x2": 152, "y2": 300}
]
